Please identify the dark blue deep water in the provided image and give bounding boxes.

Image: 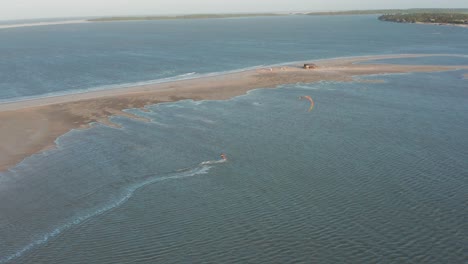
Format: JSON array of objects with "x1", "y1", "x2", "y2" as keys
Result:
[{"x1": 0, "y1": 15, "x2": 467, "y2": 263}]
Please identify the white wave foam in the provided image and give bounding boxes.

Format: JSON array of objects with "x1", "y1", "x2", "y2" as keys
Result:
[
  {"x1": 0, "y1": 65, "x2": 264, "y2": 105},
  {"x1": 0, "y1": 162, "x2": 216, "y2": 264},
  {"x1": 179, "y1": 72, "x2": 196, "y2": 77},
  {"x1": 200, "y1": 159, "x2": 227, "y2": 166},
  {"x1": 0, "y1": 72, "x2": 196, "y2": 104},
  {"x1": 2, "y1": 53, "x2": 467, "y2": 105}
]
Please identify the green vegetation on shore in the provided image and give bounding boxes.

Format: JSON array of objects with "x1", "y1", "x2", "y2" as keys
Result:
[
  {"x1": 378, "y1": 13, "x2": 468, "y2": 25},
  {"x1": 305, "y1": 8, "x2": 468, "y2": 16},
  {"x1": 88, "y1": 9, "x2": 468, "y2": 23},
  {"x1": 88, "y1": 13, "x2": 282, "y2": 22}
]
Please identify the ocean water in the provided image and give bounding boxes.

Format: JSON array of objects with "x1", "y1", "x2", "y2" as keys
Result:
[
  {"x1": 359, "y1": 55, "x2": 468, "y2": 66},
  {"x1": 0, "y1": 15, "x2": 468, "y2": 263},
  {"x1": 0, "y1": 15, "x2": 467, "y2": 101}
]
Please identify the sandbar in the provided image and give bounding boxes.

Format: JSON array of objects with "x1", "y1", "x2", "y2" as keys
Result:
[
  {"x1": 1, "y1": 54, "x2": 467, "y2": 172},
  {"x1": 0, "y1": 20, "x2": 88, "y2": 30}
]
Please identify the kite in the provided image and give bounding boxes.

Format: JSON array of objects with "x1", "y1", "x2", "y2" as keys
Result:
[{"x1": 299, "y1": 96, "x2": 314, "y2": 112}]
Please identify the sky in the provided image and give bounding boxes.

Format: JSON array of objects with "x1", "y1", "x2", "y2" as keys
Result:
[{"x1": 1, "y1": 0, "x2": 467, "y2": 21}]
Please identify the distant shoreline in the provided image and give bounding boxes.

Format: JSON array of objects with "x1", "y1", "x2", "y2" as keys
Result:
[
  {"x1": 2, "y1": 9, "x2": 468, "y2": 28},
  {"x1": 0, "y1": 14, "x2": 281, "y2": 29},
  {"x1": 0, "y1": 20, "x2": 89, "y2": 29},
  {"x1": 88, "y1": 13, "x2": 283, "y2": 22},
  {"x1": 1, "y1": 54, "x2": 467, "y2": 173},
  {"x1": 305, "y1": 8, "x2": 468, "y2": 16},
  {"x1": 378, "y1": 13, "x2": 468, "y2": 28}
]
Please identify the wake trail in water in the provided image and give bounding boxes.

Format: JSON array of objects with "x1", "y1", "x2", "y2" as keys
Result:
[
  {"x1": 0, "y1": 159, "x2": 224, "y2": 264},
  {"x1": 200, "y1": 159, "x2": 227, "y2": 165}
]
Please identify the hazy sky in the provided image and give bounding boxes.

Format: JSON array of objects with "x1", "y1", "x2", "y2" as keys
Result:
[{"x1": 1, "y1": 0, "x2": 467, "y2": 20}]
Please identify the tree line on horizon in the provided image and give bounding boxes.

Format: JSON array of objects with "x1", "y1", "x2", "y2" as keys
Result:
[
  {"x1": 87, "y1": 8, "x2": 468, "y2": 22},
  {"x1": 305, "y1": 8, "x2": 468, "y2": 16},
  {"x1": 378, "y1": 13, "x2": 468, "y2": 24}
]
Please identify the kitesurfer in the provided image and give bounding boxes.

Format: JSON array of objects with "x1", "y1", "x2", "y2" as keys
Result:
[{"x1": 220, "y1": 154, "x2": 227, "y2": 160}]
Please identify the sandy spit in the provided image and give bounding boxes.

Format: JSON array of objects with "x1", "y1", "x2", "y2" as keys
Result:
[
  {"x1": 1, "y1": 54, "x2": 467, "y2": 172},
  {"x1": 0, "y1": 20, "x2": 89, "y2": 30}
]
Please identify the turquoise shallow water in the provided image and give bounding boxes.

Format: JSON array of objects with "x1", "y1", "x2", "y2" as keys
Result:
[{"x1": 0, "y1": 15, "x2": 467, "y2": 263}]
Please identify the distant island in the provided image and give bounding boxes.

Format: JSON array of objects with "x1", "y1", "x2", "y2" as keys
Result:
[
  {"x1": 304, "y1": 8, "x2": 468, "y2": 28},
  {"x1": 88, "y1": 13, "x2": 282, "y2": 22},
  {"x1": 305, "y1": 8, "x2": 468, "y2": 16},
  {"x1": 378, "y1": 13, "x2": 468, "y2": 26},
  {"x1": 88, "y1": 9, "x2": 468, "y2": 22}
]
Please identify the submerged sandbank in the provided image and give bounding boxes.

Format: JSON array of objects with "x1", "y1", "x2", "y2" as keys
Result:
[{"x1": 0, "y1": 54, "x2": 467, "y2": 172}]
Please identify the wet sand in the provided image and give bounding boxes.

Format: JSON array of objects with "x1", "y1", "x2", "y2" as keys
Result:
[{"x1": 1, "y1": 54, "x2": 467, "y2": 172}]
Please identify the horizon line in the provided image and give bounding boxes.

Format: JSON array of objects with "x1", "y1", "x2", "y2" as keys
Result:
[{"x1": 2, "y1": 7, "x2": 468, "y2": 23}]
